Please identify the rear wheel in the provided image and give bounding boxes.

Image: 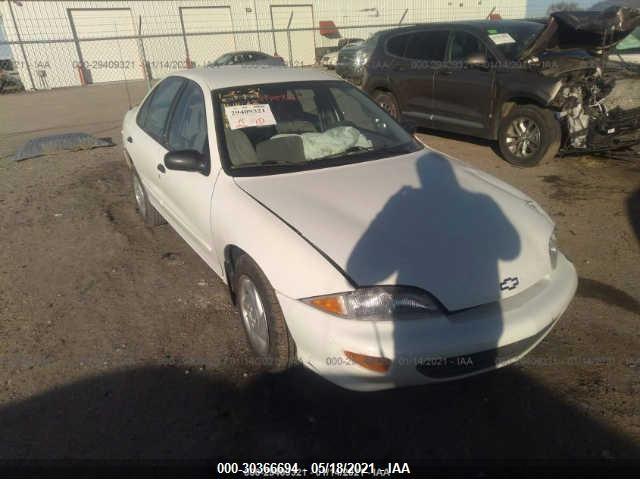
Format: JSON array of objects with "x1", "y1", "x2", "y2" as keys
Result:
[
  {"x1": 373, "y1": 90, "x2": 400, "y2": 119},
  {"x1": 498, "y1": 104, "x2": 561, "y2": 167},
  {"x1": 234, "y1": 255, "x2": 296, "y2": 372}
]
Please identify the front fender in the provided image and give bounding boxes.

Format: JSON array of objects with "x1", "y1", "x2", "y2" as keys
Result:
[
  {"x1": 497, "y1": 72, "x2": 563, "y2": 107},
  {"x1": 212, "y1": 174, "x2": 353, "y2": 299}
]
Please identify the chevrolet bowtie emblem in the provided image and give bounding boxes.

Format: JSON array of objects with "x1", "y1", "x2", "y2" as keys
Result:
[{"x1": 500, "y1": 277, "x2": 520, "y2": 291}]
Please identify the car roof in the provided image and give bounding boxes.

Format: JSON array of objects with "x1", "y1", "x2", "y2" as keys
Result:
[
  {"x1": 384, "y1": 19, "x2": 543, "y2": 36},
  {"x1": 173, "y1": 66, "x2": 340, "y2": 90},
  {"x1": 226, "y1": 50, "x2": 268, "y2": 56}
]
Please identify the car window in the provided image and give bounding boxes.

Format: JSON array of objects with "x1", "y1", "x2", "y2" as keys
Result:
[
  {"x1": 331, "y1": 87, "x2": 376, "y2": 131},
  {"x1": 616, "y1": 27, "x2": 640, "y2": 53},
  {"x1": 167, "y1": 80, "x2": 207, "y2": 154},
  {"x1": 404, "y1": 31, "x2": 449, "y2": 61},
  {"x1": 485, "y1": 22, "x2": 545, "y2": 61},
  {"x1": 386, "y1": 34, "x2": 410, "y2": 57},
  {"x1": 140, "y1": 77, "x2": 184, "y2": 140},
  {"x1": 214, "y1": 53, "x2": 232, "y2": 66},
  {"x1": 449, "y1": 31, "x2": 487, "y2": 61},
  {"x1": 214, "y1": 81, "x2": 421, "y2": 175}
]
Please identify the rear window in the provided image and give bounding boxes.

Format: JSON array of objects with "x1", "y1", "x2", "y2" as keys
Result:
[
  {"x1": 404, "y1": 31, "x2": 449, "y2": 61},
  {"x1": 386, "y1": 34, "x2": 410, "y2": 57},
  {"x1": 138, "y1": 76, "x2": 184, "y2": 140}
]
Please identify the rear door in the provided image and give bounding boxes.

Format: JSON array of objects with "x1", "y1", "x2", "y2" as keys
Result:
[
  {"x1": 431, "y1": 29, "x2": 494, "y2": 137},
  {"x1": 393, "y1": 30, "x2": 449, "y2": 126}
]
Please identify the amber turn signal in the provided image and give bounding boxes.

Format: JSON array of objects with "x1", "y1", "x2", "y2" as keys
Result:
[
  {"x1": 309, "y1": 296, "x2": 345, "y2": 316},
  {"x1": 344, "y1": 350, "x2": 391, "y2": 373}
]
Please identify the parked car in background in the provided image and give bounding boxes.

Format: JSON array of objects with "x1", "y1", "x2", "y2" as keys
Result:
[
  {"x1": 336, "y1": 32, "x2": 384, "y2": 83},
  {"x1": 0, "y1": 58, "x2": 24, "y2": 94},
  {"x1": 122, "y1": 66, "x2": 577, "y2": 391},
  {"x1": 350, "y1": 7, "x2": 640, "y2": 167},
  {"x1": 321, "y1": 38, "x2": 364, "y2": 69},
  {"x1": 209, "y1": 51, "x2": 285, "y2": 67}
]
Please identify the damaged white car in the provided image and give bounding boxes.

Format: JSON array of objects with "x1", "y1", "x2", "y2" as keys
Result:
[{"x1": 122, "y1": 67, "x2": 577, "y2": 391}]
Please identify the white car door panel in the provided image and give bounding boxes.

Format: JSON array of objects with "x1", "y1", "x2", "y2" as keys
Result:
[{"x1": 158, "y1": 79, "x2": 217, "y2": 263}]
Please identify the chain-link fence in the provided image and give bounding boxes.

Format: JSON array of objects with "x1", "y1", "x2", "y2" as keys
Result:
[{"x1": 0, "y1": 0, "x2": 597, "y2": 93}]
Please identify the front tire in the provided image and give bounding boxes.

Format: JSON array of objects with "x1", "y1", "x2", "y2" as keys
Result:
[
  {"x1": 498, "y1": 104, "x2": 560, "y2": 167},
  {"x1": 234, "y1": 255, "x2": 296, "y2": 372}
]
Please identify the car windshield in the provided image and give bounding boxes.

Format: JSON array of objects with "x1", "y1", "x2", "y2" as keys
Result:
[
  {"x1": 616, "y1": 27, "x2": 640, "y2": 54},
  {"x1": 212, "y1": 53, "x2": 233, "y2": 66},
  {"x1": 485, "y1": 22, "x2": 545, "y2": 61},
  {"x1": 213, "y1": 80, "x2": 421, "y2": 175}
]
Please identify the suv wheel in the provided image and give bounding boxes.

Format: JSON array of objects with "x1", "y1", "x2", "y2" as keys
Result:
[
  {"x1": 373, "y1": 90, "x2": 400, "y2": 119},
  {"x1": 498, "y1": 104, "x2": 560, "y2": 167}
]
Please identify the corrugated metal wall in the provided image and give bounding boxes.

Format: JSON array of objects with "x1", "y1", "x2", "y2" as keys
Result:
[{"x1": 0, "y1": 0, "x2": 595, "y2": 90}]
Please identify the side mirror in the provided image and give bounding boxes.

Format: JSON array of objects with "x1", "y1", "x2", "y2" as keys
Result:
[
  {"x1": 164, "y1": 150, "x2": 208, "y2": 174},
  {"x1": 400, "y1": 118, "x2": 418, "y2": 135},
  {"x1": 465, "y1": 52, "x2": 490, "y2": 69}
]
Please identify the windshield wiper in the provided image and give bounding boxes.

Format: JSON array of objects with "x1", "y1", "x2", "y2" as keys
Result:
[
  {"x1": 234, "y1": 160, "x2": 297, "y2": 168},
  {"x1": 318, "y1": 145, "x2": 377, "y2": 161}
]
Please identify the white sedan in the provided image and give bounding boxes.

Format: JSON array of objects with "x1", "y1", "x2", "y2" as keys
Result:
[{"x1": 122, "y1": 66, "x2": 577, "y2": 391}]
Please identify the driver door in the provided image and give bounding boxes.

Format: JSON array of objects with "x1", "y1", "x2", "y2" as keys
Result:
[
  {"x1": 431, "y1": 29, "x2": 495, "y2": 138},
  {"x1": 158, "y1": 79, "x2": 217, "y2": 261}
]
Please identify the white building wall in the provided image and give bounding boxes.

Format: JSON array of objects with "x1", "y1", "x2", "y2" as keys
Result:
[{"x1": 0, "y1": 0, "x2": 532, "y2": 90}]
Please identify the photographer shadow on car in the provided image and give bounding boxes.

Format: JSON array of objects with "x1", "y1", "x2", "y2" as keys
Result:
[{"x1": 346, "y1": 153, "x2": 520, "y2": 384}]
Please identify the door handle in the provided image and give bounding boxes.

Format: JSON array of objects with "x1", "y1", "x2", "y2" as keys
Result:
[
  {"x1": 157, "y1": 164, "x2": 166, "y2": 173},
  {"x1": 127, "y1": 136, "x2": 133, "y2": 143}
]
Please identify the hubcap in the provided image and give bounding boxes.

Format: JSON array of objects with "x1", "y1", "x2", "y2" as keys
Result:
[
  {"x1": 505, "y1": 117, "x2": 541, "y2": 158},
  {"x1": 238, "y1": 276, "x2": 269, "y2": 356},
  {"x1": 133, "y1": 175, "x2": 146, "y2": 217}
]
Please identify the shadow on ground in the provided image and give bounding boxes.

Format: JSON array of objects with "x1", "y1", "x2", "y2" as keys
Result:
[{"x1": 1, "y1": 365, "x2": 638, "y2": 460}]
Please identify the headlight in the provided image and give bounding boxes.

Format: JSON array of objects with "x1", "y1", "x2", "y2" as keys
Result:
[
  {"x1": 354, "y1": 51, "x2": 369, "y2": 67},
  {"x1": 302, "y1": 286, "x2": 442, "y2": 320},
  {"x1": 549, "y1": 229, "x2": 558, "y2": 269}
]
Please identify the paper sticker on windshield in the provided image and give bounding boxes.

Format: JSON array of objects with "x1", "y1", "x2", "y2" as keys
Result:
[
  {"x1": 489, "y1": 33, "x2": 516, "y2": 45},
  {"x1": 224, "y1": 104, "x2": 276, "y2": 130}
]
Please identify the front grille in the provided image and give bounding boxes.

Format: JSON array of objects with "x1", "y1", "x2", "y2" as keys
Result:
[{"x1": 416, "y1": 321, "x2": 555, "y2": 379}]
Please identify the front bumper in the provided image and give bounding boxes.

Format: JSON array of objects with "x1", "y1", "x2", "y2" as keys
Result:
[{"x1": 278, "y1": 253, "x2": 578, "y2": 391}]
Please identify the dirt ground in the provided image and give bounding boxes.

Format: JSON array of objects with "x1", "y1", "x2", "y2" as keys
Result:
[{"x1": 0, "y1": 80, "x2": 639, "y2": 461}]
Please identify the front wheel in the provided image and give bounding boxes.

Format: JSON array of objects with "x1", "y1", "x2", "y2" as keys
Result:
[
  {"x1": 234, "y1": 255, "x2": 296, "y2": 372},
  {"x1": 498, "y1": 104, "x2": 561, "y2": 167}
]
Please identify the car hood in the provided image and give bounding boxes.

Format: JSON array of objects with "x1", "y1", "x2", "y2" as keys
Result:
[
  {"x1": 521, "y1": 6, "x2": 640, "y2": 60},
  {"x1": 234, "y1": 149, "x2": 555, "y2": 311}
]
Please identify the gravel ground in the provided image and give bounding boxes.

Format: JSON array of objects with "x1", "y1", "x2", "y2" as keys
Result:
[{"x1": 0, "y1": 82, "x2": 639, "y2": 461}]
